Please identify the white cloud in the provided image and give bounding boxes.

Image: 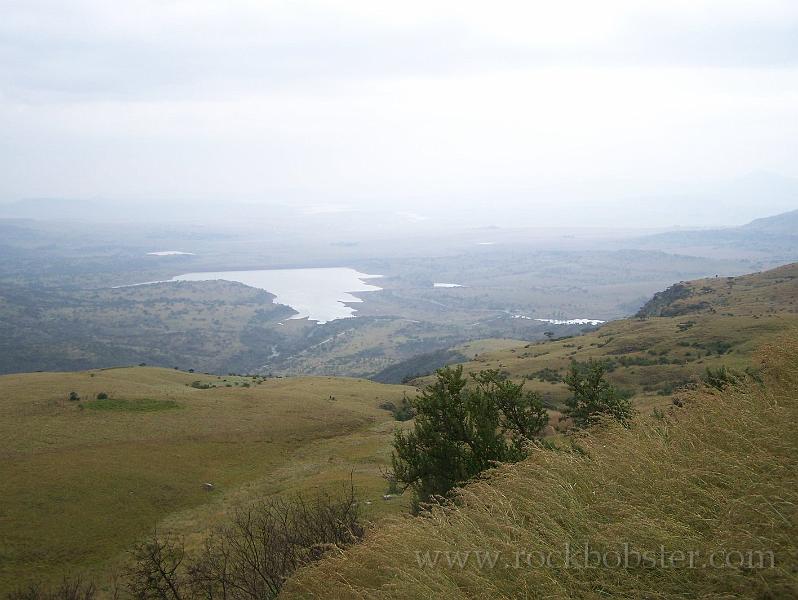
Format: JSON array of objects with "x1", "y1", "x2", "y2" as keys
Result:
[{"x1": 0, "y1": 0, "x2": 796, "y2": 225}]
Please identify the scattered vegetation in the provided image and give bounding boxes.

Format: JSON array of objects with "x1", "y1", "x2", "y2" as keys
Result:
[
  {"x1": 285, "y1": 339, "x2": 798, "y2": 599},
  {"x1": 700, "y1": 365, "x2": 762, "y2": 391}
]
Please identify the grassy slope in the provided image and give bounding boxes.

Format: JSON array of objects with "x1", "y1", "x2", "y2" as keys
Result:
[
  {"x1": 0, "y1": 367, "x2": 415, "y2": 593},
  {"x1": 433, "y1": 263, "x2": 798, "y2": 419},
  {"x1": 3, "y1": 263, "x2": 795, "y2": 595},
  {"x1": 285, "y1": 336, "x2": 798, "y2": 599}
]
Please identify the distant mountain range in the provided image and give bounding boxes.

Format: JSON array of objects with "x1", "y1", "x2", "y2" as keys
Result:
[
  {"x1": 742, "y1": 208, "x2": 798, "y2": 235},
  {"x1": 631, "y1": 208, "x2": 798, "y2": 263}
]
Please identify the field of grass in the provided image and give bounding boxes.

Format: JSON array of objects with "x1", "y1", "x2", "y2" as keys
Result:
[
  {"x1": 285, "y1": 336, "x2": 798, "y2": 599},
  {"x1": 0, "y1": 366, "x2": 416, "y2": 594}
]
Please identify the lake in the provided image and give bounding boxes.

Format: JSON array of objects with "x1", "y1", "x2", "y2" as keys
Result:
[{"x1": 167, "y1": 267, "x2": 382, "y2": 323}]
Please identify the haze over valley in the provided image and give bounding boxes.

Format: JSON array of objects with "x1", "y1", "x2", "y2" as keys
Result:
[{"x1": 2, "y1": 208, "x2": 794, "y2": 379}]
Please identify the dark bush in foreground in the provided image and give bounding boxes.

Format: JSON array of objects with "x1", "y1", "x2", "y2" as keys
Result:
[
  {"x1": 125, "y1": 487, "x2": 363, "y2": 599},
  {"x1": 7, "y1": 578, "x2": 95, "y2": 600}
]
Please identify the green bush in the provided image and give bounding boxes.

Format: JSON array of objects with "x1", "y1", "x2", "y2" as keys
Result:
[
  {"x1": 392, "y1": 366, "x2": 548, "y2": 511},
  {"x1": 701, "y1": 366, "x2": 746, "y2": 390},
  {"x1": 564, "y1": 359, "x2": 633, "y2": 428},
  {"x1": 379, "y1": 394, "x2": 415, "y2": 421}
]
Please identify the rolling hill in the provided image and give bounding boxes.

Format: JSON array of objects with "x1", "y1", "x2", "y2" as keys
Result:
[
  {"x1": 0, "y1": 368, "x2": 415, "y2": 593},
  {"x1": 632, "y1": 208, "x2": 798, "y2": 262},
  {"x1": 418, "y1": 262, "x2": 798, "y2": 421},
  {"x1": 2, "y1": 262, "x2": 796, "y2": 596}
]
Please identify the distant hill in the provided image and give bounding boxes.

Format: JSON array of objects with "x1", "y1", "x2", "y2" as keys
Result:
[
  {"x1": 741, "y1": 208, "x2": 798, "y2": 235},
  {"x1": 370, "y1": 347, "x2": 468, "y2": 384},
  {"x1": 407, "y1": 262, "x2": 798, "y2": 417},
  {"x1": 631, "y1": 209, "x2": 798, "y2": 263}
]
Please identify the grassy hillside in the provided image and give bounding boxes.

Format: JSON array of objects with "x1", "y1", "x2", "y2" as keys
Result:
[
  {"x1": 0, "y1": 367, "x2": 416, "y2": 593},
  {"x1": 3, "y1": 263, "x2": 795, "y2": 596},
  {"x1": 428, "y1": 263, "x2": 798, "y2": 419},
  {"x1": 285, "y1": 336, "x2": 798, "y2": 599}
]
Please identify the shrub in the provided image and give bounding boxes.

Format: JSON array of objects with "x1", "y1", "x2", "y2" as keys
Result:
[
  {"x1": 7, "y1": 578, "x2": 96, "y2": 600},
  {"x1": 67, "y1": 392, "x2": 80, "y2": 402},
  {"x1": 124, "y1": 488, "x2": 363, "y2": 599},
  {"x1": 701, "y1": 366, "x2": 744, "y2": 390},
  {"x1": 95, "y1": 392, "x2": 108, "y2": 400},
  {"x1": 564, "y1": 359, "x2": 633, "y2": 428},
  {"x1": 379, "y1": 394, "x2": 415, "y2": 421},
  {"x1": 392, "y1": 366, "x2": 548, "y2": 511},
  {"x1": 525, "y1": 367, "x2": 562, "y2": 383}
]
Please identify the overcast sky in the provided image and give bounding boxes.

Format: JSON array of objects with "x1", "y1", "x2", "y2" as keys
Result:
[{"x1": 1, "y1": 1, "x2": 797, "y2": 226}]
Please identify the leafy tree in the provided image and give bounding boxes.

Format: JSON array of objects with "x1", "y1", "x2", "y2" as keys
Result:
[
  {"x1": 564, "y1": 359, "x2": 633, "y2": 428},
  {"x1": 392, "y1": 366, "x2": 548, "y2": 510}
]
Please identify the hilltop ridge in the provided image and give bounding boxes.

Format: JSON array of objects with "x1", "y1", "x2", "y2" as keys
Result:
[
  {"x1": 423, "y1": 262, "x2": 798, "y2": 418},
  {"x1": 632, "y1": 208, "x2": 798, "y2": 262}
]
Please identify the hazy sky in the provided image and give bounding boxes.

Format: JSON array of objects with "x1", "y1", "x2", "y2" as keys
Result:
[{"x1": 1, "y1": 1, "x2": 797, "y2": 226}]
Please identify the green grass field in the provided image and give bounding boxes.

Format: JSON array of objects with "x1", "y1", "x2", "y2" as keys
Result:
[{"x1": 0, "y1": 367, "x2": 416, "y2": 594}]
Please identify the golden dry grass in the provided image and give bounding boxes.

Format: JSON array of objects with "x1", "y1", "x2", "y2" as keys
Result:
[{"x1": 285, "y1": 337, "x2": 798, "y2": 599}]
